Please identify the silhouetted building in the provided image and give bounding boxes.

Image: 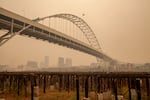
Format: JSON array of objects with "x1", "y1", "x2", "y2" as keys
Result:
[
  {"x1": 65, "y1": 58, "x2": 72, "y2": 67},
  {"x1": 58, "y1": 57, "x2": 64, "y2": 67}
]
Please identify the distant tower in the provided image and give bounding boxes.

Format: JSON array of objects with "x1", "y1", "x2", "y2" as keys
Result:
[
  {"x1": 65, "y1": 58, "x2": 72, "y2": 67},
  {"x1": 58, "y1": 57, "x2": 64, "y2": 67},
  {"x1": 44, "y1": 56, "x2": 49, "y2": 67}
]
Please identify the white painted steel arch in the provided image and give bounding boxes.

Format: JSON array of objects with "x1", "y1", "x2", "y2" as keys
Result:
[{"x1": 35, "y1": 14, "x2": 101, "y2": 51}]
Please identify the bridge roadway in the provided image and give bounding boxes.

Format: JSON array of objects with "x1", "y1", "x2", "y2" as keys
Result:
[{"x1": 0, "y1": 7, "x2": 113, "y2": 62}]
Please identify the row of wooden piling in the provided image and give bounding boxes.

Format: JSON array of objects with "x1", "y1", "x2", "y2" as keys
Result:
[{"x1": 0, "y1": 72, "x2": 149, "y2": 100}]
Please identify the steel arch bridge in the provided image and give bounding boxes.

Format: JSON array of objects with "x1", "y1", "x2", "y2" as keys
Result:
[{"x1": 0, "y1": 8, "x2": 115, "y2": 63}]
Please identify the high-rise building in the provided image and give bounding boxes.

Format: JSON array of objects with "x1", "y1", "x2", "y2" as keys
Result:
[
  {"x1": 44, "y1": 56, "x2": 49, "y2": 67},
  {"x1": 58, "y1": 57, "x2": 64, "y2": 67},
  {"x1": 65, "y1": 58, "x2": 72, "y2": 67}
]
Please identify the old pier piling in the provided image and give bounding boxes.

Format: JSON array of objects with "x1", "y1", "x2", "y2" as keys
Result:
[{"x1": 0, "y1": 72, "x2": 149, "y2": 99}]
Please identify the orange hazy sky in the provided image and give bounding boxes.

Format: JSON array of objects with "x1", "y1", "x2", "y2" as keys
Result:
[{"x1": 0, "y1": 0, "x2": 150, "y2": 67}]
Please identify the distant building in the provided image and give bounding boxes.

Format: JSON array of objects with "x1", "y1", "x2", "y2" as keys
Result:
[
  {"x1": 17, "y1": 65, "x2": 24, "y2": 71},
  {"x1": 0, "y1": 65, "x2": 9, "y2": 71},
  {"x1": 65, "y1": 58, "x2": 72, "y2": 67},
  {"x1": 26, "y1": 61, "x2": 38, "y2": 70},
  {"x1": 40, "y1": 62, "x2": 44, "y2": 68},
  {"x1": 44, "y1": 56, "x2": 49, "y2": 67},
  {"x1": 58, "y1": 57, "x2": 64, "y2": 67}
]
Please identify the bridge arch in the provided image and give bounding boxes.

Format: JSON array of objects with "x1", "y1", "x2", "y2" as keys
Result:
[{"x1": 35, "y1": 14, "x2": 101, "y2": 51}]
